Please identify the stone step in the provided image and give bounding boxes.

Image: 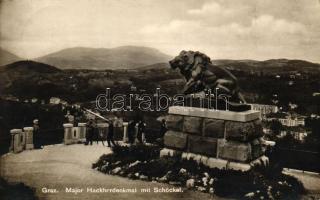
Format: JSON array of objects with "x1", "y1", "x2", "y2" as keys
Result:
[{"x1": 160, "y1": 148, "x2": 269, "y2": 172}]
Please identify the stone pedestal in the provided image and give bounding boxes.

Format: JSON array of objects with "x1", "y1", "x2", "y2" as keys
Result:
[
  {"x1": 161, "y1": 106, "x2": 268, "y2": 171},
  {"x1": 63, "y1": 123, "x2": 74, "y2": 145},
  {"x1": 123, "y1": 122, "x2": 129, "y2": 142},
  {"x1": 72, "y1": 127, "x2": 80, "y2": 142},
  {"x1": 97, "y1": 123, "x2": 108, "y2": 140},
  {"x1": 10, "y1": 129, "x2": 24, "y2": 153},
  {"x1": 23, "y1": 127, "x2": 34, "y2": 150},
  {"x1": 78, "y1": 123, "x2": 87, "y2": 142},
  {"x1": 20, "y1": 131, "x2": 26, "y2": 150}
]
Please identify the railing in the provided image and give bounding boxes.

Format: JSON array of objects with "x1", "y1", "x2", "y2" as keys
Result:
[
  {"x1": 3, "y1": 127, "x2": 64, "y2": 154},
  {"x1": 5, "y1": 122, "x2": 140, "y2": 154},
  {"x1": 35, "y1": 128, "x2": 64, "y2": 146},
  {"x1": 4, "y1": 123, "x2": 320, "y2": 173}
]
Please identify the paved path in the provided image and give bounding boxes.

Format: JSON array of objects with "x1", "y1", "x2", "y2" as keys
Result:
[
  {"x1": 0, "y1": 144, "x2": 220, "y2": 200},
  {"x1": 283, "y1": 169, "x2": 320, "y2": 193}
]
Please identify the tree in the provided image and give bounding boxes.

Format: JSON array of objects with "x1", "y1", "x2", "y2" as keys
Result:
[{"x1": 270, "y1": 120, "x2": 283, "y2": 135}]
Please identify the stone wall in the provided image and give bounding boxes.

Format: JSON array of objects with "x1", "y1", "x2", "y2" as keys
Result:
[{"x1": 163, "y1": 106, "x2": 266, "y2": 164}]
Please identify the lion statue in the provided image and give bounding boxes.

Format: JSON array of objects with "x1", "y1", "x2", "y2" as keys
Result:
[{"x1": 169, "y1": 50, "x2": 246, "y2": 104}]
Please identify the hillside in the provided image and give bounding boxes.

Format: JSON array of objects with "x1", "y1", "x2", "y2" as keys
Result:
[
  {"x1": 0, "y1": 49, "x2": 22, "y2": 66},
  {"x1": 212, "y1": 59, "x2": 320, "y2": 74},
  {"x1": 0, "y1": 61, "x2": 61, "y2": 93},
  {"x1": 135, "y1": 58, "x2": 320, "y2": 75},
  {"x1": 134, "y1": 62, "x2": 170, "y2": 70},
  {"x1": 0, "y1": 57, "x2": 319, "y2": 116},
  {"x1": 1, "y1": 60, "x2": 61, "y2": 74},
  {"x1": 36, "y1": 46, "x2": 172, "y2": 70}
]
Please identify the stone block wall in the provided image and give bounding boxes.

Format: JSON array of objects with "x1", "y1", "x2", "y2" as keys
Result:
[{"x1": 163, "y1": 106, "x2": 265, "y2": 163}]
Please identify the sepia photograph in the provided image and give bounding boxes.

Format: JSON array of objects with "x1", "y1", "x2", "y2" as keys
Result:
[{"x1": 0, "y1": 0, "x2": 319, "y2": 199}]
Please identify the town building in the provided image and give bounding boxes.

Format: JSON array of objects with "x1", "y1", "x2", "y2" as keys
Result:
[
  {"x1": 278, "y1": 115, "x2": 305, "y2": 127},
  {"x1": 250, "y1": 103, "x2": 279, "y2": 116},
  {"x1": 49, "y1": 97, "x2": 61, "y2": 105},
  {"x1": 31, "y1": 98, "x2": 38, "y2": 103},
  {"x1": 278, "y1": 127, "x2": 310, "y2": 142},
  {"x1": 267, "y1": 112, "x2": 306, "y2": 127}
]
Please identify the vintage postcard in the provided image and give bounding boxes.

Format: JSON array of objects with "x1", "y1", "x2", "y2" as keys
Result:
[{"x1": 0, "y1": 0, "x2": 319, "y2": 199}]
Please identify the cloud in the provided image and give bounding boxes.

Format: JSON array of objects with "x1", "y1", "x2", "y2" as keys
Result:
[
  {"x1": 1, "y1": 0, "x2": 319, "y2": 62},
  {"x1": 139, "y1": 10, "x2": 315, "y2": 60},
  {"x1": 140, "y1": 14, "x2": 307, "y2": 43},
  {"x1": 252, "y1": 15, "x2": 306, "y2": 34},
  {"x1": 188, "y1": 2, "x2": 224, "y2": 15}
]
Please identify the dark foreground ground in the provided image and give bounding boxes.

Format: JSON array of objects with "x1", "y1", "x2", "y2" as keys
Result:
[
  {"x1": 1, "y1": 144, "x2": 319, "y2": 200},
  {"x1": 0, "y1": 144, "x2": 221, "y2": 200}
]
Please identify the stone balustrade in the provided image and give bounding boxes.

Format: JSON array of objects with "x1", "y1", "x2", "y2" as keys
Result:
[
  {"x1": 9, "y1": 127, "x2": 35, "y2": 153},
  {"x1": 78, "y1": 123, "x2": 87, "y2": 142},
  {"x1": 63, "y1": 122, "x2": 131, "y2": 145},
  {"x1": 9, "y1": 120, "x2": 138, "y2": 152},
  {"x1": 63, "y1": 123, "x2": 74, "y2": 145},
  {"x1": 123, "y1": 122, "x2": 129, "y2": 142},
  {"x1": 23, "y1": 127, "x2": 34, "y2": 150},
  {"x1": 97, "y1": 123, "x2": 108, "y2": 140},
  {"x1": 10, "y1": 129, "x2": 24, "y2": 153}
]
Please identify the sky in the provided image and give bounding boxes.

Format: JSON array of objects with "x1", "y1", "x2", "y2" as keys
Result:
[{"x1": 0, "y1": 0, "x2": 320, "y2": 62}]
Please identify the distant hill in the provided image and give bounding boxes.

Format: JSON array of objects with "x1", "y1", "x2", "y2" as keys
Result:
[
  {"x1": 135, "y1": 62, "x2": 170, "y2": 70},
  {"x1": 0, "y1": 49, "x2": 22, "y2": 66},
  {"x1": 212, "y1": 59, "x2": 320, "y2": 74},
  {"x1": 0, "y1": 60, "x2": 61, "y2": 91},
  {"x1": 0, "y1": 61, "x2": 63, "y2": 99},
  {"x1": 1, "y1": 60, "x2": 61, "y2": 74},
  {"x1": 0, "y1": 58, "x2": 319, "y2": 116},
  {"x1": 135, "y1": 58, "x2": 320, "y2": 75},
  {"x1": 36, "y1": 46, "x2": 172, "y2": 70}
]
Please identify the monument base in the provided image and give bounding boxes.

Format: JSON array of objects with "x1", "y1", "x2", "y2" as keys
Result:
[
  {"x1": 161, "y1": 106, "x2": 268, "y2": 171},
  {"x1": 184, "y1": 96, "x2": 251, "y2": 112},
  {"x1": 160, "y1": 148, "x2": 269, "y2": 172}
]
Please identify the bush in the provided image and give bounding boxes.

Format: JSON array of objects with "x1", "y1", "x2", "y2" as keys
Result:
[
  {"x1": 92, "y1": 145, "x2": 306, "y2": 199},
  {"x1": 111, "y1": 144, "x2": 160, "y2": 161}
]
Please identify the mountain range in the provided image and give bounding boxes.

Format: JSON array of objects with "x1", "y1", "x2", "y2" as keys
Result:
[
  {"x1": 0, "y1": 55, "x2": 319, "y2": 116},
  {"x1": 1, "y1": 46, "x2": 320, "y2": 73},
  {"x1": 0, "y1": 49, "x2": 22, "y2": 66},
  {"x1": 35, "y1": 46, "x2": 172, "y2": 70}
]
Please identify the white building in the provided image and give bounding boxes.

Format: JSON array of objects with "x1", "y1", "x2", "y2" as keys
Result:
[
  {"x1": 250, "y1": 104, "x2": 279, "y2": 115},
  {"x1": 49, "y1": 97, "x2": 68, "y2": 105},
  {"x1": 292, "y1": 130, "x2": 308, "y2": 141},
  {"x1": 278, "y1": 128, "x2": 309, "y2": 142},
  {"x1": 31, "y1": 98, "x2": 38, "y2": 103},
  {"x1": 278, "y1": 116, "x2": 305, "y2": 127},
  {"x1": 49, "y1": 97, "x2": 61, "y2": 105}
]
